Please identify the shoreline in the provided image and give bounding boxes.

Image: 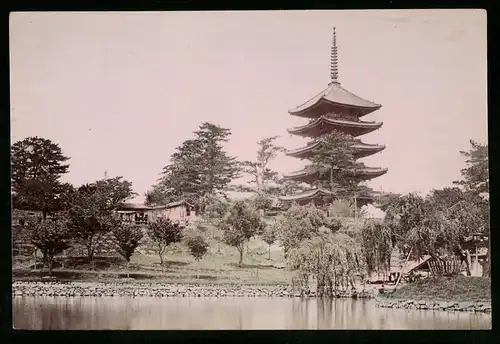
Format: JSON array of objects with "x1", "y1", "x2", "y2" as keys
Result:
[
  {"x1": 12, "y1": 280, "x2": 374, "y2": 299},
  {"x1": 375, "y1": 296, "x2": 491, "y2": 313},
  {"x1": 12, "y1": 281, "x2": 492, "y2": 314}
]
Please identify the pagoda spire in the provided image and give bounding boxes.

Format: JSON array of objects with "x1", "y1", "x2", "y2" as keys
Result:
[{"x1": 330, "y1": 27, "x2": 339, "y2": 84}]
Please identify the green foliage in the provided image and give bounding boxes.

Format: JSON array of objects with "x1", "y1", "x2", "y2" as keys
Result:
[
  {"x1": 184, "y1": 230, "x2": 210, "y2": 261},
  {"x1": 239, "y1": 135, "x2": 285, "y2": 193},
  {"x1": 360, "y1": 219, "x2": 393, "y2": 274},
  {"x1": 378, "y1": 188, "x2": 489, "y2": 277},
  {"x1": 310, "y1": 131, "x2": 359, "y2": 193},
  {"x1": 11, "y1": 137, "x2": 73, "y2": 216},
  {"x1": 67, "y1": 176, "x2": 135, "y2": 264},
  {"x1": 287, "y1": 231, "x2": 365, "y2": 296},
  {"x1": 112, "y1": 223, "x2": 144, "y2": 262},
  {"x1": 23, "y1": 216, "x2": 72, "y2": 275},
  {"x1": 147, "y1": 218, "x2": 183, "y2": 265},
  {"x1": 148, "y1": 123, "x2": 241, "y2": 210},
  {"x1": 261, "y1": 225, "x2": 277, "y2": 246},
  {"x1": 327, "y1": 199, "x2": 355, "y2": 218},
  {"x1": 453, "y1": 140, "x2": 489, "y2": 196},
  {"x1": 274, "y1": 204, "x2": 342, "y2": 255},
  {"x1": 218, "y1": 200, "x2": 265, "y2": 265},
  {"x1": 261, "y1": 224, "x2": 278, "y2": 259},
  {"x1": 251, "y1": 192, "x2": 274, "y2": 211},
  {"x1": 11, "y1": 136, "x2": 70, "y2": 186}
]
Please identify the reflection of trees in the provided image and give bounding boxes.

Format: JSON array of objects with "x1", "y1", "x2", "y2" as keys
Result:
[
  {"x1": 316, "y1": 298, "x2": 333, "y2": 329},
  {"x1": 316, "y1": 298, "x2": 325, "y2": 329},
  {"x1": 13, "y1": 297, "x2": 492, "y2": 330},
  {"x1": 291, "y1": 298, "x2": 312, "y2": 329}
]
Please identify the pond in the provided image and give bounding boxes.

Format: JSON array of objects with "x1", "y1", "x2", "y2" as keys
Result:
[{"x1": 13, "y1": 296, "x2": 491, "y2": 330}]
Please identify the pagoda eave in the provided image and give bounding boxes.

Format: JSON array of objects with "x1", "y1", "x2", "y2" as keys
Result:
[
  {"x1": 287, "y1": 117, "x2": 383, "y2": 138},
  {"x1": 289, "y1": 98, "x2": 381, "y2": 119},
  {"x1": 288, "y1": 82, "x2": 382, "y2": 119},
  {"x1": 283, "y1": 167, "x2": 388, "y2": 184},
  {"x1": 286, "y1": 142, "x2": 386, "y2": 159},
  {"x1": 279, "y1": 188, "x2": 336, "y2": 205}
]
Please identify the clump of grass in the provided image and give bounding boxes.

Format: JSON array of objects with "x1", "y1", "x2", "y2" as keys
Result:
[{"x1": 386, "y1": 275, "x2": 491, "y2": 302}]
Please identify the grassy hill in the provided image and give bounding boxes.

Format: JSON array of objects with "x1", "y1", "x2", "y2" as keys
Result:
[
  {"x1": 384, "y1": 275, "x2": 491, "y2": 302},
  {"x1": 12, "y1": 234, "x2": 291, "y2": 285}
]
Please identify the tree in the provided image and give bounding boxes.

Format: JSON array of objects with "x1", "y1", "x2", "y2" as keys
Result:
[
  {"x1": 11, "y1": 136, "x2": 70, "y2": 186},
  {"x1": 287, "y1": 231, "x2": 365, "y2": 296},
  {"x1": 453, "y1": 140, "x2": 490, "y2": 276},
  {"x1": 274, "y1": 204, "x2": 341, "y2": 256},
  {"x1": 360, "y1": 219, "x2": 393, "y2": 276},
  {"x1": 441, "y1": 197, "x2": 490, "y2": 276},
  {"x1": 67, "y1": 176, "x2": 136, "y2": 267},
  {"x1": 453, "y1": 140, "x2": 489, "y2": 196},
  {"x1": 310, "y1": 131, "x2": 359, "y2": 194},
  {"x1": 218, "y1": 200, "x2": 265, "y2": 266},
  {"x1": 184, "y1": 230, "x2": 210, "y2": 262},
  {"x1": 428, "y1": 187, "x2": 466, "y2": 210},
  {"x1": 147, "y1": 123, "x2": 240, "y2": 212},
  {"x1": 23, "y1": 216, "x2": 72, "y2": 275},
  {"x1": 239, "y1": 136, "x2": 285, "y2": 193},
  {"x1": 11, "y1": 137, "x2": 73, "y2": 217},
  {"x1": 261, "y1": 225, "x2": 277, "y2": 260},
  {"x1": 146, "y1": 218, "x2": 183, "y2": 265},
  {"x1": 112, "y1": 223, "x2": 144, "y2": 277}
]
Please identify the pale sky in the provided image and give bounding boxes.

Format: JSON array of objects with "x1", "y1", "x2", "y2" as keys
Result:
[{"x1": 10, "y1": 10, "x2": 487, "y2": 203}]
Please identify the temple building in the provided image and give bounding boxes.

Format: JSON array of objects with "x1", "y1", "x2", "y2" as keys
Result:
[{"x1": 279, "y1": 27, "x2": 387, "y2": 206}]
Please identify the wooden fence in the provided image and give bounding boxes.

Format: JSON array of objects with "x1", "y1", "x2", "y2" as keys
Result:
[{"x1": 427, "y1": 257, "x2": 464, "y2": 276}]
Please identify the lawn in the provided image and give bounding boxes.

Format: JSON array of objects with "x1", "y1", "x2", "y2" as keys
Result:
[
  {"x1": 12, "y1": 236, "x2": 292, "y2": 286},
  {"x1": 384, "y1": 275, "x2": 491, "y2": 302}
]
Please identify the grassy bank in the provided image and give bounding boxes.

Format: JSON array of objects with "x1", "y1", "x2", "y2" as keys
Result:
[
  {"x1": 384, "y1": 276, "x2": 491, "y2": 302},
  {"x1": 12, "y1": 236, "x2": 291, "y2": 286}
]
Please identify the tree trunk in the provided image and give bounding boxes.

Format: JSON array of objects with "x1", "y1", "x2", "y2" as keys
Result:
[
  {"x1": 353, "y1": 194, "x2": 358, "y2": 231},
  {"x1": 33, "y1": 249, "x2": 37, "y2": 271},
  {"x1": 159, "y1": 253, "x2": 164, "y2": 266},
  {"x1": 127, "y1": 261, "x2": 130, "y2": 278},
  {"x1": 329, "y1": 165, "x2": 334, "y2": 193},
  {"x1": 268, "y1": 244, "x2": 271, "y2": 260},
  {"x1": 86, "y1": 244, "x2": 95, "y2": 270},
  {"x1": 464, "y1": 250, "x2": 472, "y2": 276},
  {"x1": 47, "y1": 256, "x2": 53, "y2": 276},
  {"x1": 238, "y1": 245, "x2": 244, "y2": 266}
]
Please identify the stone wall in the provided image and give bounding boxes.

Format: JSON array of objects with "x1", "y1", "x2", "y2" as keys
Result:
[
  {"x1": 375, "y1": 298, "x2": 491, "y2": 313},
  {"x1": 11, "y1": 281, "x2": 375, "y2": 299}
]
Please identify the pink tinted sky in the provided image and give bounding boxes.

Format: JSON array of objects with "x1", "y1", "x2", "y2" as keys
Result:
[{"x1": 10, "y1": 10, "x2": 487, "y2": 203}]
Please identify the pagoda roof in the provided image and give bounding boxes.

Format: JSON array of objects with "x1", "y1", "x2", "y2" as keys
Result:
[
  {"x1": 283, "y1": 166, "x2": 388, "y2": 183},
  {"x1": 287, "y1": 116, "x2": 383, "y2": 138},
  {"x1": 279, "y1": 187, "x2": 335, "y2": 202},
  {"x1": 286, "y1": 140, "x2": 386, "y2": 159},
  {"x1": 289, "y1": 82, "x2": 382, "y2": 118}
]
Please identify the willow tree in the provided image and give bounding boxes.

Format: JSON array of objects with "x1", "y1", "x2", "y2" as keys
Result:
[
  {"x1": 287, "y1": 230, "x2": 365, "y2": 296},
  {"x1": 360, "y1": 219, "x2": 393, "y2": 277}
]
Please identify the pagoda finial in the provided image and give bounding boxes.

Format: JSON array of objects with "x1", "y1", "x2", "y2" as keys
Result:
[{"x1": 330, "y1": 26, "x2": 339, "y2": 84}]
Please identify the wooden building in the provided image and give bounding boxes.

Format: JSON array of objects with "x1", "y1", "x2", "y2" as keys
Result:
[
  {"x1": 115, "y1": 200, "x2": 195, "y2": 227},
  {"x1": 279, "y1": 27, "x2": 387, "y2": 206}
]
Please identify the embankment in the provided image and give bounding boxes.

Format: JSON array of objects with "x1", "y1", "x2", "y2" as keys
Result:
[
  {"x1": 376, "y1": 276, "x2": 491, "y2": 313},
  {"x1": 11, "y1": 281, "x2": 373, "y2": 299}
]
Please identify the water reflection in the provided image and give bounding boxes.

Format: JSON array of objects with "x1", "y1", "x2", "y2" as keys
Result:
[{"x1": 13, "y1": 296, "x2": 491, "y2": 330}]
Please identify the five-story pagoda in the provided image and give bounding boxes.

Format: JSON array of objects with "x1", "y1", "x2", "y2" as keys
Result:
[{"x1": 279, "y1": 27, "x2": 387, "y2": 206}]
